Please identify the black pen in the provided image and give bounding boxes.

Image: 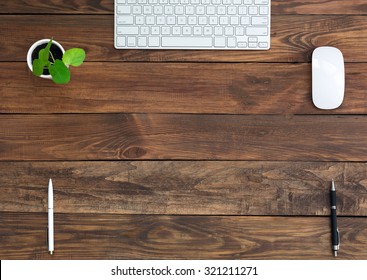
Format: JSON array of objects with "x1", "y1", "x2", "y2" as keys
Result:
[{"x1": 330, "y1": 179, "x2": 340, "y2": 256}]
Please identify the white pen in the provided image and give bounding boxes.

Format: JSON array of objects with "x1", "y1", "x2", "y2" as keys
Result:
[{"x1": 48, "y1": 178, "x2": 54, "y2": 255}]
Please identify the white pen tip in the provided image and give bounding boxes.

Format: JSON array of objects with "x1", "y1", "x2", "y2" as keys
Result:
[
  {"x1": 50, "y1": 251, "x2": 53, "y2": 255},
  {"x1": 334, "y1": 251, "x2": 337, "y2": 257}
]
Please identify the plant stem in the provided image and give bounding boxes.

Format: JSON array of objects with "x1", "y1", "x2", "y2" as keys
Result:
[{"x1": 49, "y1": 51, "x2": 56, "y2": 63}]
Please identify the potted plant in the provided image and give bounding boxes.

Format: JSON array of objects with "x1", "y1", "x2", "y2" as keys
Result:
[{"x1": 27, "y1": 38, "x2": 86, "y2": 84}]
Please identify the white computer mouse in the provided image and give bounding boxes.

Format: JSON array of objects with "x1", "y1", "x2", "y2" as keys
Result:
[{"x1": 312, "y1": 46, "x2": 345, "y2": 110}]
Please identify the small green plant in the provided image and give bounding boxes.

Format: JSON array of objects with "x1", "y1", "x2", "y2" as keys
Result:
[{"x1": 32, "y1": 39, "x2": 86, "y2": 84}]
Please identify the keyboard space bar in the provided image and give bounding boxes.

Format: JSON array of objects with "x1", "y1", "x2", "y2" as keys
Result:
[{"x1": 162, "y1": 37, "x2": 213, "y2": 47}]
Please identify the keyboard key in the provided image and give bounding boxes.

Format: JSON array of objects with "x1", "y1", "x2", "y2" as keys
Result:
[
  {"x1": 248, "y1": 6, "x2": 258, "y2": 15},
  {"x1": 152, "y1": 27, "x2": 160, "y2": 34},
  {"x1": 175, "y1": 6, "x2": 184, "y2": 14},
  {"x1": 252, "y1": 16, "x2": 268, "y2": 25},
  {"x1": 165, "y1": 6, "x2": 173, "y2": 14},
  {"x1": 186, "y1": 6, "x2": 195, "y2": 14},
  {"x1": 219, "y1": 16, "x2": 229, "y2": 25},
  {"x1": 218, "y1": 6, "x2": 226, "y2": 15},
  {"x1": 173, "y1": 26, "x2": 181, "y2": 34},
  {"x1": 240, "y1": 16, "x2": 250, "y2": 25},
  {"x1": 197, "y1": 6, "x2": 205, "y2": 14},
  {"x1": 230, "y1": 16, "x2": 239, "y2": 25},
  {"x1": 167, "y1": 16, "x2": 176, "y2": 24},
  {"x1": 149, "y1": 37, "x2": 160, "y2": 46},
  {"x1": 214, "y1": 37, "x2": 226, "y2": 47},
  {"x1": 207, "y1": 6, "x2": 215, "y2": 15},
  {"x1": 127, "y1": 37, "x2": 136, "y2": 46},
  {"x1": 246, "y1": 27, "x2": 268, "y2": 36},
  {"x1": 183, "y1": 26, "x2": 192, "y2": 34},
  {"x1": 225, "y1": 27, "x2": 234, "y2": 35},
  {"x1": 228, "y1": 6, "x2": 237, "y2": 15},
  {"x1": 227, "y1": 37, "x2": 236, "y2": 47},
  {"x1": 239, "y1": 7, "x2": 247, "y2": 15},
  {"x1": 146, "y1": 16, "x2": 155, "y2": 24},
  {"x1": 209, "y1": 16, "x2": 218, "y2": 25},
  {"x1": 214, "y1": 26, "x2": 223, "y2": 35},
  {"x1": 157, "y1": 16, "x2": 165, "y2": 24},
  {"x1": 178, "y1": 16, "x2": 186, "y2": 24},
  {"x1": 140, "y1": 26, "x2": 149, "y2": 34},
  {"x1": 138, "y1": 37, "x2": 147, "y2": 46},
  {"x1": 235, "y1": 27, "x2": 244, "y2": 36},
  {"x1": 117, "y1": 15, "x2": 133, "y2": 25},
  {"x1": 204, "y1": 26, "x2": 213, "y2": 35},
  {"x1": 117, "y1": 6, "x2": 131, "y2": 14},
  {"x1": 116, "y1": 36, "x2": 126, "y2": 47},
  {"x1": 133, "y1": 6, "x2": 142, "y2": 14},
  {"x1": 199, "y1": 16, "x2": 207, "y2": 25},
  {"x1": 188, "y1": 16, "x2": 197, "y2": 25},
  {"x1": 255, "y1": 0, "x2": 269, "y2": 4},
  {"x1": 117, "y1": 26, "x2": 139, "y2": 35},
  {"x1": 193, "y1": 26, "x2": 202, "y2": 35},
  {"x1": 162, "y1": 37, "x2": 212, "y2": 47},
  {"x1": 154, "y1": 6, "x2": 163, "y2": 14},
  {"x1": 162, "y1": 26, "x2": 171, "y2": 34},
  {"x1": 259, "y1": 6, "x2": 269, "y2": 15},
  {"x1": 136, "y1": 16, "x2": 144, "y2": 24},
  {"x1": 143, "y1": 5, "x2": 152, "y2": 14}
]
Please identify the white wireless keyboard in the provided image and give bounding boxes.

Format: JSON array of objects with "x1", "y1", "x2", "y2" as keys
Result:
[{"x1": 114, "y1": 0, "x2": 271, "y2": 50}]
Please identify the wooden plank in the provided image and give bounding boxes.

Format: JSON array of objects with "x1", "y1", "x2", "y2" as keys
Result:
[
  {"x1": 0, "y1": 161, "x2": 366, "y2": 216},
  {"x1": 0, "y1": 213, "x2": 366, "y2": 259},
  {"x1": 1, "y1": 0, "x2": 366, "y2": 15},
  {"x1": 0, "y1": 0, "x2": 114, "y2": 14},
  {"x1": 272, "y1": 0, "x2": 367, "y2": 15},
  {"x1": 1, "y1": 62, "x2": 366, "y2": 114},
  {"x1": 1, "y1": 114, "x2": 367, "y2": 161},
  {"x1": 1, "y1": 15, "x2": 367, "y2": 62}
]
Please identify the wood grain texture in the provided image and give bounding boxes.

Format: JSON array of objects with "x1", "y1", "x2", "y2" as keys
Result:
[
  {"x1": 1, "y1": 62, "x2": 366, "y2": 114},
  {"x1": 1, "y1": 15, "x2": 367, "y2": 62},
  {"x1": 1, "y1": 114, "x2": 367, "y2": 161},
  {"x1": 1, "y1": 213, "x2": 366, "y2": 259},
  {"x1": 0, "y1": 162, "x2": 366, "y2": 216},
  {"x1": 1, "y1": 0, "x2": 367, "y2": 15}
]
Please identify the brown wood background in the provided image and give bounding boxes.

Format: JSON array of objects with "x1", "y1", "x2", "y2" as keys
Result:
[{"x1": 0, "y1": 0, "x2": 366, "y2": 259}]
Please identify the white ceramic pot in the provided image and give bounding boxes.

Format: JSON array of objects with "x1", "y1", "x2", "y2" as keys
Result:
[{"x1": 27, "y1": 39, "x2": 65, "y2": 79}]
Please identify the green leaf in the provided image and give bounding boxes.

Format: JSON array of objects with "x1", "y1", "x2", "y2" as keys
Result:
[
  {"x1": 39, "y1": 39, "x2": 53, "y2": 64},
  {"x1": 32, "y1": 59, "x2": 45, "y2": 76},
  {"x1": 62, "y1": 48, "x2": 86, "y2": 67},
  {"x1": 49, "y1": 59, "x2": 70, "y2": 84}
]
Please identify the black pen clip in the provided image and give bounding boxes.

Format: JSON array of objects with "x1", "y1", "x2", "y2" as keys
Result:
[{"x1": 46, "y1": 227, "x2": 48, "y2": 247}]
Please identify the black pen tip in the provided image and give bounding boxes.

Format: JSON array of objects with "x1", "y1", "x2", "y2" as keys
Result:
[{"x1": 331, "y1": 179, "x2": 336, "y2": 191}]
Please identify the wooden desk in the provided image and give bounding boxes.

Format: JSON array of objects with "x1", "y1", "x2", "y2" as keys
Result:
[{"x1": 0, "y1": 0, "x2": 366, "y2": 259}]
